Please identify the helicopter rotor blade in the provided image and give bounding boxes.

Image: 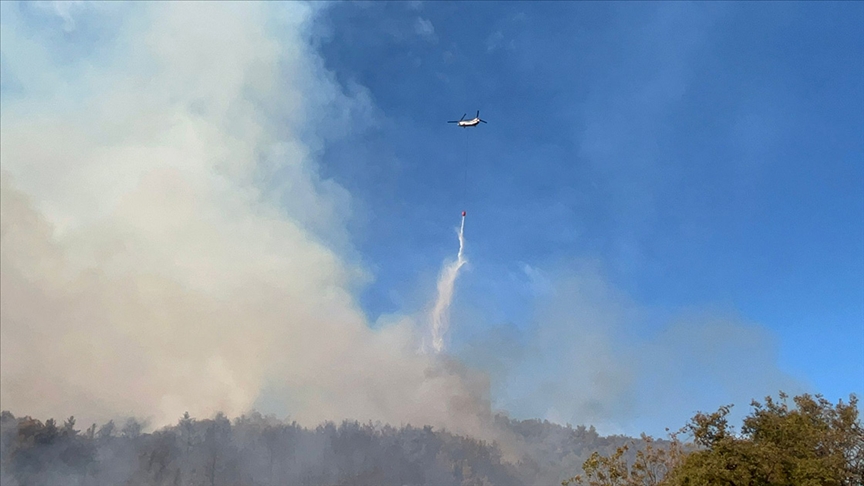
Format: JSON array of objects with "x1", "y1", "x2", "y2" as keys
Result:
[
  {"x1": 479, "y1": 119, "x2": 487, "y2": 123},
  {"x1": 460, "y1": 113, "x2": 467, "y2": 121},
  {"x1": 476, "y1": 110, "x2": 480, "y2": 118}
]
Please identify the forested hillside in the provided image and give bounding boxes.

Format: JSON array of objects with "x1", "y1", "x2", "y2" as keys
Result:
[
  {"x1": 5, "y1": 393, "x2": 857, "y2": 485},
  {"x1": 0, "y1": 411, "x2": 632, "y2": 486}
]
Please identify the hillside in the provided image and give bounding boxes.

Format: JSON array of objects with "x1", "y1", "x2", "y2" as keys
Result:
[{"x1": 0, "y1": 410, "x2": 636, "y2": 486}]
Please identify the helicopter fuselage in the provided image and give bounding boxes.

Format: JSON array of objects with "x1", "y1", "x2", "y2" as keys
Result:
[{"x1": 457, "y1": 118, "x2": 481, "y2": 127}]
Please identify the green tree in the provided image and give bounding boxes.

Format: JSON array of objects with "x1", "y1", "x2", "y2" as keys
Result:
[
  {"x1": 563, "y1": 433, "x2": 686, "y2": 486},
  {"x1": 564, "y1": 393, "x2": 862, "y2": 486},
  {"x1": 668, "y1": 393, "x2": 863, "y2": 486}
]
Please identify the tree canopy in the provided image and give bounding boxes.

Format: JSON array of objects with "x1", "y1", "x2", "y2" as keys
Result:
[{"x1": 565, "y1": 392, "x2": 863, "y2": 486}]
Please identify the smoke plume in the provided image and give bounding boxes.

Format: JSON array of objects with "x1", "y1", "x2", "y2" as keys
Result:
[
  {"x1": 0, "y1": 2, "x2": 490, "y2": 437},
  {"x1": 0, "y1": 2, "x2": 806, "y2": 443}
]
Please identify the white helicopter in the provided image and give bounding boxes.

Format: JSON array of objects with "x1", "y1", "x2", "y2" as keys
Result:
[{"x1": 447, "y1": 110, "x2": 487, "y2": 127}]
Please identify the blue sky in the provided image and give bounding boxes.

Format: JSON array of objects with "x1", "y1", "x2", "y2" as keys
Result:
[
  {"x1": 313, "y1": 1, "x2": 864, "y2": 406},
  {"x1": 1, "y1": 1, "x2": 861, "y2": 435}
]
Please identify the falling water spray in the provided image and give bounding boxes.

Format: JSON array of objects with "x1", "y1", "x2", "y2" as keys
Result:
[{"x1": 430, "y1": 213, "x2": 467, "y2": 354}]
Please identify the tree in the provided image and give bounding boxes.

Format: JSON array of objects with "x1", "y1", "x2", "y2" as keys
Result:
[
  {"x1": 97, "y1": 420, "x2": 116, "y2": 439},
  {"x1": 62, "y1": 416, "x2": 78, "y2": 438},
  {"x1": 201, "y1": 412, "x2": 235, "y2": 486},
  {"x1": 564, "y1": 392, "x2": 863, "y2": 486},
  {"x1": 668, "y1": 393, "x2": 863, "y2": 486},
  {"x1": 121, "y1": 417, "x2": 143, "y2": 439},
  {"x1": 40, "y1": 418, "x2": 59, "y2": 445},
  {"x1": 179, "y1": 411, "x2": 195, "y2": 452},
  {"x1": 562, "y1": 433, "x2": 685, "y2": 486}
]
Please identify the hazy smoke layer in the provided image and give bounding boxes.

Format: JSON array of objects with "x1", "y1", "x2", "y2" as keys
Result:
[
  {"x1": 468, "y1": 262, "x2": 804, "y2": 435},
  {"x1": 0, "y1": 3, "x2": 489, "y2": 436},
  {"x1": 0, "y1": 2, "x2": 807, "y2": 442},
  {"x1": 430, "y1": 215, "x2": 467, "y2": 353}
]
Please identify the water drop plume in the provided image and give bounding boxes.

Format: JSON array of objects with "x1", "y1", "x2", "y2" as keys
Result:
[{"x1": 430, "y1": 214, "x2": 467, "y2": 354}]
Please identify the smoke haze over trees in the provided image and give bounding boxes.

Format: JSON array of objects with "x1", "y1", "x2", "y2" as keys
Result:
[
  {"x1": 1, "y1": 2, "x2": 862, "y2": 485},
  {"x1": 0, "y1": 410, "x2": 633, "y2": 486},
  {"x1": 3, "y1": 392, "x2": 860, "y2": 486}
]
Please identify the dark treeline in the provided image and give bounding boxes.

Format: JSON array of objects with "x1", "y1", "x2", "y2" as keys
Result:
[{"x1": 0, "y1": 410, "x2": 633, "y2": 486}]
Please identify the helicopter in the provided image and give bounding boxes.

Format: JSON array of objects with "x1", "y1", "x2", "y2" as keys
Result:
[{"x1": 447, "y1": 110, "x2": 487, "y2": 127}]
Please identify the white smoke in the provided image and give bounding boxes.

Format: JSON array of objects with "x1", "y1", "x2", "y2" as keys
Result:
[
  {"x1": 0, "y1": 2, "x2": 490, "y2": 436},
  {"x1": 429, "y1": 215, "x2": 468, "y2": 353},
  {"x1": 0, "y1": 2, "x2": 808, "y2": 443}
]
